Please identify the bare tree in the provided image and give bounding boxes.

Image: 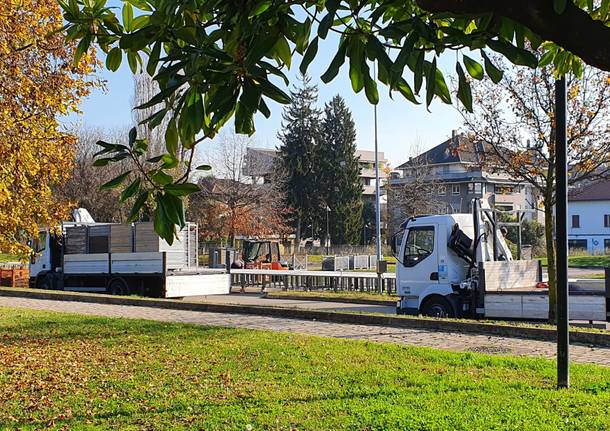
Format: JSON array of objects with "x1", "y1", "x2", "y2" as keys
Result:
[
  {"x1": 56, "y1": 124, "x2": 134, "y2": 222},
  {"x1": 458, "y1": 56, "x2": 610, "y2": 321},
  {"x1": 388, "y1": 143, "x2": 445, "y2": 234},
  {"x1": 132, "y1": 72, "x2": 168, "y2": 157},
  {"x1": 187, "y1": 132, "x2": 292, "y2": 245}
]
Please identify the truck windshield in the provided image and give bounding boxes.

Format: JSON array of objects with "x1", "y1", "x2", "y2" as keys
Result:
[
  {"x1": 403, "y1": 226, "x2": 434, "y2": 267},
  {"x1": 33, "y1": 231, "x2": 47, "y2": 253}
]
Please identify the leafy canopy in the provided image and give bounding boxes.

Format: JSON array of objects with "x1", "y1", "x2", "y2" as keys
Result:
[
  {"x1": 59, "y1": 0, "x2": 609, "y2": 242},
  {"x1": 0, "y1": 0, "x2": 98, "y2": 257}
]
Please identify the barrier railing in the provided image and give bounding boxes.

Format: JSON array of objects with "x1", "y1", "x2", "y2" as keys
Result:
[{"x1": 230, "y1": 269, "x2": 396, "y2": 295}]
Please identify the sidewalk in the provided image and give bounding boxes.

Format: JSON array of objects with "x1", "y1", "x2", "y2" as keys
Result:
[
  {"x1": 188, "y1": 292, "x2": 397, "y2": 314},
  {"x1": 1, "y1": 296, "x2": 609, "y2": 367}
]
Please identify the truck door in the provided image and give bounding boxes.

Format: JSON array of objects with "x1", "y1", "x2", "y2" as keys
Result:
[
  {"x1": 397, "y1": 225, "x2": 439, "y2": 296},
  {"x1": 29, "y1": 230, "x2": 50, "y2": 278}
]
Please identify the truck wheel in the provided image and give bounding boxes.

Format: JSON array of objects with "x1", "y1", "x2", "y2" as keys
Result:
[
  {"x1": 38, "y1": 273, "x2": 55, "y2": 290},
  {"x1": 420, "y1": 296, "x2": 454, "y2": 318},
  {"x1": 108, "y1": 278, "x2": 128, "y2": 296}
]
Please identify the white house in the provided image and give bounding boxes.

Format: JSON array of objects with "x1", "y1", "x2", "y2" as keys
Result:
[{"x1": 568, "y1": 180, "x2": 610, "y2": 254}]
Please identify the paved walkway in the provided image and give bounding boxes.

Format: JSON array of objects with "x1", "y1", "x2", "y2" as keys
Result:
[
  {"x1": 1, "y1": 297, "x2": 609, "y2": 366},
  {"x1": 188, "y1": 292, "x2": 396, "y2": 314}
]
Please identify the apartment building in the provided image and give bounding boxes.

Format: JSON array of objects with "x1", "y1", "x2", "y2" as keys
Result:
[
  {"x1": 243, "y1": 147, "x2": 389, "y2": 200},
  {"x1": 390, "y1": 133, "x2": 538, "y2": 219}
]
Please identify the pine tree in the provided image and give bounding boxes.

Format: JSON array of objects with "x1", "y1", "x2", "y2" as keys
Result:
[
  {"x1": 277, "y1": 75, "x2": 322, "y2": 247},
  {"x1": 318, "y1": 95, "x2": 363, "y2": 245}
]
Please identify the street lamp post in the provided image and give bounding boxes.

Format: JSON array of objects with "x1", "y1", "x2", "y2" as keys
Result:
[
  {"x1": 373, "y1": 62, "x2": 382, "y2": 265},
  {"x1": 326, "y1": 205, "x2": 331, "y2": 255}
]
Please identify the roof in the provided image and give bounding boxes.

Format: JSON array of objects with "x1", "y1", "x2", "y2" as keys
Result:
[
  {"x1": 356, "y1": 150, "x2": 387, "y2": 163},
  {"x1": 396, "y1": 134, "x2": 486, "y2": 169},
  {"x1": 569, "y1": 180, "x2": 610, "y2": 201},
  {"x1": 243, "y1": 147, "x2": 279, "y2": 176}
]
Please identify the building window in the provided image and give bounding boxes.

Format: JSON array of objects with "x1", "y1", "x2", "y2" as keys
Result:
[
  {"x1": 452, "y1": 184, "x2": 460, "y2": 195},
  {"x1": 437, "y1": 185, "x2": 446, "y2": 195},
  {"x1": 604, "y1": 214, "x2": 610, "y2": 228},
  {"x1": 568, "y1": 239, "x2": 587, "y2": 251},
  {"x1": 571, "y1": 214, "x2": 580, "y2": 228},
  {"x1": 467, "y1": 183, "x2": 483, "y2": 195},
  {"x1": 363, "y1": 178, "x2": 371, "y2": 186},
  {"x1": 605, "y1": 239, "x2": 610, "y2": 253}
]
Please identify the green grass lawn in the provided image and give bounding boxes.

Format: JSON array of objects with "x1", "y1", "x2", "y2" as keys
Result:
[
  {"x1": 540, "y1": 255, "x2": 610, "y2": 268},
  {"x1": 0, "y1": 253, "x2": 20, "y2": 263},
  {"x1": 1, "y1": 308, "x2": 610, "y2": 430}
]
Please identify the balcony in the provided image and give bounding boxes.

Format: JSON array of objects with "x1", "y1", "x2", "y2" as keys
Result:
[{"x1": 360, "y1": 167, "x2": 387, "y2": 178}]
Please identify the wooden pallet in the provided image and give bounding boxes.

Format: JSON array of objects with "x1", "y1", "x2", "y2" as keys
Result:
[{"x1": 0, "y1": 266, "x2": 29, "y2": 288}]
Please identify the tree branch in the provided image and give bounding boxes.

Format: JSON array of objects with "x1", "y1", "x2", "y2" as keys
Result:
[{"x1": 416, "y1": 0, "x2": 610, "y2": 71}]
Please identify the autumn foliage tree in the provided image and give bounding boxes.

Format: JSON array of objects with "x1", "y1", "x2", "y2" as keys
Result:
[
  {"x1": 459, "y1": 58, "x2": 610, "y2": 321},
  {"x1": 0, "y1": 0, "x2": 97, "y2": 257},
  {"x1": 187, "y1": 133, "x2": 291, "y2": 245}
]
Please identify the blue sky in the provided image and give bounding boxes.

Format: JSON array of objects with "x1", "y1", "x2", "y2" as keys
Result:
[{"x1": 68, "y1": 3, "x2": 463, "y2": 169}]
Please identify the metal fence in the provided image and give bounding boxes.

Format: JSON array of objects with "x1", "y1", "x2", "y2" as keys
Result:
[
  {"x1": 300, "y1": 244, "x2": 392, "y2": 256},
  {"x1": 230, "y1": 269, "x2": 396, "y2": 295}
]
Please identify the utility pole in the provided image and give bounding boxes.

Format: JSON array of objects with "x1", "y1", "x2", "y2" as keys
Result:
[
  {"x1": 555, "y1": 77, "x2": 570, "y2": 389},
  {"x1": 326, "y1": 205, "x2": 330, "y2": 255},
  {"x1": 372, "y1": 61, "x2": 386, "y2": 294},
  {"x1": 373, "y1": 62, "x2": 382, "y2": 264}
]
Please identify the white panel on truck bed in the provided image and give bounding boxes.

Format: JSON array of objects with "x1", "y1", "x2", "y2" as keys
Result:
[
  {"x1": 64, "y1": 253, "x2": 108, "y2": 274},
  {"x1": 485, "y1": 293, "x2": 606, "y2": 321},
  {"x1": 111, "y1": 252, "x2": 164, "y2": 273},
  {"x1": 164, "y1": 272, "x2": 230, "y2": 298}
]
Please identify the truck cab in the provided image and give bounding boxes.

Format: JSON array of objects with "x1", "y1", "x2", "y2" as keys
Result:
[
  {"x1": 393, "y1": 199, "x2": 514, "y2": 318},
  {"x1": 29, "y1": 229, "x2": 63, "y2": 289},
  {"x1": 394, "y1": 214, "x2": 474, "y2": 317}
]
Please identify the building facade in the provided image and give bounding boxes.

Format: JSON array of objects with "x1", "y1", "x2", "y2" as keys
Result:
[
  {"x1": 355, "y1": 149, "x2": 388, "y2": 199},
  {"x1": 390, "y1": 133, "x2": 538, "y2": 219},
  {"x1": 568, "y1": 180, "x2": 610, "y2": 254},
  {"x1": 243, "y1": 147, "x2": 389, "y2": 200}
]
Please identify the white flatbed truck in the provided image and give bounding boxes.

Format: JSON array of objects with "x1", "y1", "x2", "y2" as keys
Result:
[
  {"x1": 392, "y1": 200, "x2": 609, "y2": 321},
  {"x1": 29, "y1": 221, "x2": 230, "y2": 298}
]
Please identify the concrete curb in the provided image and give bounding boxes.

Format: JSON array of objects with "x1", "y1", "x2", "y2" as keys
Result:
[
  {"x1": 265, "y1": 293, "x2": 396, "y2": 306},
  {"x1": 2, "y1": 287, "x2": 610, "y2": 347}
]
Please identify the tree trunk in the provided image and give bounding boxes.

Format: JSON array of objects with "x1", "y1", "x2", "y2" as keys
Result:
[{"x1": 544, "y1": 200, "x2": 557, "y2": 323}]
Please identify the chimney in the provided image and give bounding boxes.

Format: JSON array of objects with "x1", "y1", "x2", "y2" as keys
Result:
[{"x1": 451, "y1": 129, "x2": 456, "y2": 142}]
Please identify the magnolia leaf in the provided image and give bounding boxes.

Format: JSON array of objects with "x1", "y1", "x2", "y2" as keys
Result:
[
  {"x1": 120, "y1": 178, "x2": 141, "y2": 202},
  {"x1": 101, "y1": 171, "x2": 131, "y2": 190},
  {"x1": 463, "y1": 55, "x2": 484, "y2": 80},
  {"x1": 165, "y1": 183, "x2": 200, "y2": 196},
  {"x1": 106, "y1": 47, "x2": 122, "y2": 71}
]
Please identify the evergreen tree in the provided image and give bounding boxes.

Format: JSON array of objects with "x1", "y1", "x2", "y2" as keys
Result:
[
  {"x1": 318, "y1": 95, "x2": 363, "y2": 245},
  {"x1": 277, "y1": 75, "x2": 322, "y2": 247}
]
